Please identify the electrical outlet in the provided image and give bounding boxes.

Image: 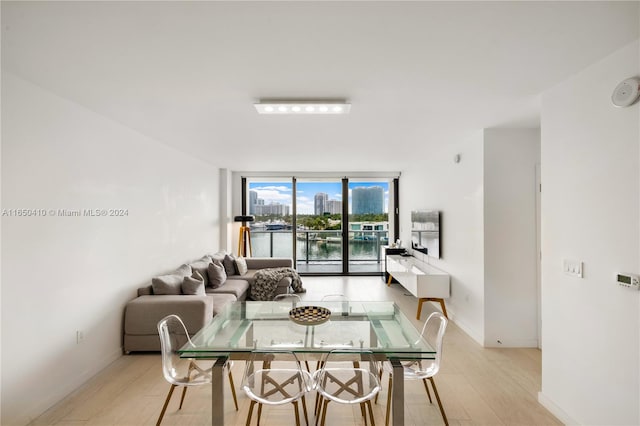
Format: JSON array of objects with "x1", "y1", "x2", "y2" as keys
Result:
[
  {"x1": 76, "y1": 330, "x2": 85, "y2": 344},
  {"x1": 563, "y1": 259, "x2": 583, "y2": 278}
]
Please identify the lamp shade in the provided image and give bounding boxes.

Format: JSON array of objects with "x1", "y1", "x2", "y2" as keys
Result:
[{"x1": 234, "y1": 215, "x2": 255, "y2": 223}]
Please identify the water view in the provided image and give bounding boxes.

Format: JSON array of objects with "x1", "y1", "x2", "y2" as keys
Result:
[{"x1": 247, "y1": 179, "x2": 391, "y2": 274}]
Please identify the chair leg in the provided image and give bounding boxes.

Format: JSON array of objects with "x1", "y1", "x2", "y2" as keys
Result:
[
  {"x1": 428, "y1": 377, "x2": 449, "y2": 426},
  {"x1": 320, "y1": 399, "x2": 329, "y2": 426},
  {"x1": 178, "y1": 386, "x2": 188, "y2": 410},
  {"x1": 422, "y1": 378, "x2": 433, "y2": 403},
  {"x1": 246, "y1": 400, "x2": 256, "y2": 426},
  {"x1": 314, "y1": 395, "x2": 323, "y2": 426},
  {"x1": 374, "y1": 368, "x2": 384, "y2": 404},
  {"x1": 293, "y1": 401, "x2": 301, "y2": 426},
  {"x1": 257, "y1": 403, "x2": 263, "y2": 426},
  {"x1": 360, "y1": 402, "x2": 368, "y2": 426},
  {"x1": 301, "y1": 395, "x2": 310, "y2": 426},
  {"x1": 366, "y1": 400, "x2": 376, "y2": 426},
  {"x1": 314, "y1": 361, "x2": 323, "y2": 416},
  {"x1": 384, "y1": 375, "x2": 392, "y2": 426},
  {"x1": 156, "y1": 384, "x2": 177, "y2": 426},
  {"x1": 228, "y1": 370, "x2": 239, "y2": 411}
]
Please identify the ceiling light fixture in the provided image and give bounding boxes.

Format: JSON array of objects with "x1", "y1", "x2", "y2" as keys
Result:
[{"x1": 254, "y1": 100, "x2": 351, "y2": 115}]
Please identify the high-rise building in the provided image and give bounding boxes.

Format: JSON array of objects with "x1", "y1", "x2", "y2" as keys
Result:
[
  {"x1": 249, "y1": 190, "x2": 258, "y2": 215},
  {"x1": 326, "y1": 200, "x2": 342, "y2": 215},
  {"x1": 314, "y1": 193, "x2": 329, "y2": 215},
  {"x1": 352, "y1": 186, "x2": 384, "y2": 215},
  {"x1": 255, "y1": 203, "x2": 289, "y2": 217}
]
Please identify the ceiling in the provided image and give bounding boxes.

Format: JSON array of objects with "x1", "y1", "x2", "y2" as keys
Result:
[{"x1": 2, "y1": 1, "x2": 638, "y2": 172}]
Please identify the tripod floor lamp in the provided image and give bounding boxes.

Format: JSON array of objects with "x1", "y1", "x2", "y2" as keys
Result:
[{"x1": 234, "y1": 215, "x2": 255, "y2": 257}]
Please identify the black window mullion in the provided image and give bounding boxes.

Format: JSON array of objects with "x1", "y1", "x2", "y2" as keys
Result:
[
  {"x1": 342, "y1": 177, "x2": 349, "y2": 274},
  {"x1": 393, "y1": 178, "x2": 400, "y2": 243},
  {"x1": 292, "y1": 177, "x2": 297, "y2": 266}
]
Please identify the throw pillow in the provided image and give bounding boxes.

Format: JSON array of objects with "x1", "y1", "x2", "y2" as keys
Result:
[
  {"x1": 235, "y1": 256, "x2": 248, "y2": 276},
  {"x1": 222, "y1": 254, "x2": 237, "y2": 276},
  {"x1": 189, "y1": 259, "x2": 210, "y2": 287},
  {"x1": 211, "y1": 251, "x2": 226, "y2": 263},
  {"x1": 208, "y1": 261, "x2": 227, "y2": 288},
  {"x1": 151, "y1": 274, "x2": 183, "y2": 295},
  {"x1": 173, "y1": 264, "x2": 192, "y2": 277},
  {"x1": 182, "y1": 270, "x2": 206, "y2": 295}
]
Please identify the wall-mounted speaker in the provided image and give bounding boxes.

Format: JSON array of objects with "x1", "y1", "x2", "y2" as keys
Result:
[{"x1": 611, "y1": 77, "x2": 640, "y2": 108}]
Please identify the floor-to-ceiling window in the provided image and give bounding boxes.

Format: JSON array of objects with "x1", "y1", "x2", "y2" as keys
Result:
[
  {"x1": 246, "y1": 178, "x2": 294, "y2": 259},
  {"x1": 244, "y1": 174, "x2": 397, "y2": 275},
  {"x1": 295, "y1": 178, "x2": 344, "y2": 273},
  {"x1": 347, "y1": 180, "x2": 390, "y2": 274}
]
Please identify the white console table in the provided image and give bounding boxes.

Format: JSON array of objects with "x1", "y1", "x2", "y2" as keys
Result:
[{"x1": 386, "y1": 254, "x2": 451, "y2": 320}]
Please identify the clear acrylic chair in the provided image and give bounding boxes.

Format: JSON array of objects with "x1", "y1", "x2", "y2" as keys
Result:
[
  {"x1": 320, "y1": 293, "x2": 351, "y2": 316},
  {"x1": 242, "y1": 350, "x2": 312, "y2": 426},
  {"x1": 272, "y1": 293, "x2": 312, "y2": 371},
  {"x1": 156, "y1": 314, "x2": 238, "y2": 426},
  {"x1": 382, "y1": 311, "x2": 449, "y2": 426},
  {"x1": 273, "y1": 293, "x2": 302, "y2": 304},
  {"x1": 313, "y1": 349, "x2": 381, "y2": 426}
]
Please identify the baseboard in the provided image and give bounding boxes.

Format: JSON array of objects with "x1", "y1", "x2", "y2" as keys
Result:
[
  {"x1": 446, "y1": 307, "x2": 484, "y2": 346},
  {"x1": 484, "y1": 337, "x2": 539, "y2": 348},
  {"x1": 21, "y1": 347, "x2": 123, "y2": 425},
  {"x1": 538, "y1": 391, "x2": 579, "y2": 425}
]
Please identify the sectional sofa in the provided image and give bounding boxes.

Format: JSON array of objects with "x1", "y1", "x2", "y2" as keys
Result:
[{"x1": 123, "y1": 253, "x2": 293, "y2": 352}]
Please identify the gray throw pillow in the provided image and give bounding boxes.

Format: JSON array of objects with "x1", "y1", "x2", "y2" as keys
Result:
[
  {"x1": 208, "y1": 261, "x2": 227, "y2": 288},
  {"x1": 182, "y1": 270, "x2": 206, "y2": 295},
  {"x1": 189, "y1": 260, "x2": 210, "y2": 286},
  {"x1": 222, "y1": 254, "x2": 237, "y2": 276},
  {"x1": 235, "y1": 256, "x2": 248, "y2": 276},
  {"x1": 151, "y1": 274, "x2": 183, "y2": 295},
  {"x1": 172, "y1": 264, "x2": 192, "y2": 277}
]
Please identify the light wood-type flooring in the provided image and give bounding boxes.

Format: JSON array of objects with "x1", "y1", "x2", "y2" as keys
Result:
[{"x1": 30, "y1": 276, "x2": 561, "y2": 426}]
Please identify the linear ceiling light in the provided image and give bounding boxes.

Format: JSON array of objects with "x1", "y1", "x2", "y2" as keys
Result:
[{"x1": 254, "y1": 100, "x2": 351, "y2": 115}]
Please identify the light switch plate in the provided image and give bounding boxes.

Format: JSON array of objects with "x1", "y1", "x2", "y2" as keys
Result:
[{"x1": 563, "y1": 259, "x2": 583, "y2": 278}]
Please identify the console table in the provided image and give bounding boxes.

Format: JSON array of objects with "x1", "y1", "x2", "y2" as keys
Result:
[
  {"x1": 381, "y1": 245, "x2": 406, "y2": 283},
  {"x1": 386, "y1": 254, "x2": 450, "y2": 320}
]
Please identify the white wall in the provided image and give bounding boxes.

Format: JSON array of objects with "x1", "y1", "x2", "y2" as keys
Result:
[
  {"x1": 483, "y1": 128, "x2": 540, "y2": 347},
  {"x1": 540, "y1": 40, "x2": 640, "y2": 425},
  {"x1": 400, "y1": 134, "x2": 486, "y2": 344},
  {"x1": 219, "y1": 168, "x2": 233, "y2": 252},
  {"x1": 1, "y1": 73, "x2": 221, "y2": 425}
]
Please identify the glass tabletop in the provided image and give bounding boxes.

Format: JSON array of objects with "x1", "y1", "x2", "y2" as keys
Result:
[{"x1": 181, "y1": 300, "x2": 435, "y2": 359}]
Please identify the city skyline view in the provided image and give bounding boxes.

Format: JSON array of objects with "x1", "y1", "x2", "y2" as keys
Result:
[{"x1": 248, "y1": 181, "x2": 390, "y2": 215}]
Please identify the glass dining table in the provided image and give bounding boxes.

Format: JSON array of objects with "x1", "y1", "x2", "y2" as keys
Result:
[{"x1": 179, "y1": 300, "x2": 435, "y2": 426}]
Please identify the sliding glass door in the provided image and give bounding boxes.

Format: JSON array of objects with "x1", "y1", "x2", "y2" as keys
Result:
[
  {"x1": 347, "y1": 180, "x2": 390, "y2": 274},
  {"x1": 295, "y1": 178, "x2": 344, "y2": 274},
  {"x1": 245, "y1": 175, "x2": 396, "y2": 275},
  {"x1": 247, "y1": 179, "x2": 294, "y2": 258}
]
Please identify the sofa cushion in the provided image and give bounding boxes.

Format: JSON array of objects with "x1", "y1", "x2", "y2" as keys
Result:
[
  {"x1": 209, "y1": 293, "x2": 237, "y2": 315},
  {"x1": 138, "y1": 285, "x2": 153, "y2": 296},
  {"x1": 124, "y1": 295, "x2": 214, "y2": 335},
  {"x1": 235, "y1": 256, "x2": 248, "y2": 275},
  {"x1": 222, "y1": 254, "x2": 237, "y2": 276},
  {"x1": 182, "y1": 271, "x2": 206, "y2": 295},
  {"x1": 207, "y1": 261, "x2": 227, "y2": 288},
  {"x1": 152, "y1": 273, "x2": 184, "y2": 295},
  {"x1": 206, "y1": 279, "x2": 250, "y2": 301},
  {"x1": 189, "y1": 259, "x2": 211, "y2": 287},
  {"x1": 245, "y1": 258, "x2": 293, "y2": 270}
]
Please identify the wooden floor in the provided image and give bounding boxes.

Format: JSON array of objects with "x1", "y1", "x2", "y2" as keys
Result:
[{"x1": 30, "y1": 276, "x2": 561, "y2": 426}]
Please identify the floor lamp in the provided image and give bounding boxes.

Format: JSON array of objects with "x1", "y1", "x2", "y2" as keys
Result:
[{"x1": 234, "y1": 215, "x2": 254, "y2": 257}]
